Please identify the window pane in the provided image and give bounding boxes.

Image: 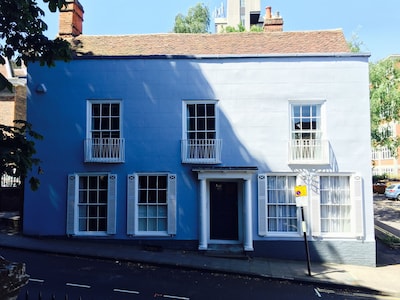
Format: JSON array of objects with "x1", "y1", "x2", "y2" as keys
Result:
[
  {"x1": 99, "y1": 176, "x2": 108, "y2": 189},
  {"x1": 111, "y1": 104, "x2": 119, "y2": 116},
  {"x1": 89, "y1": 176, "x2": 97, "y2": 189},
  {"x1": 79, "y1": 191, "x2": 87, "y2": 203},
  {"x1": 187, "y1": 104, "x2": 195, "y2": 117},
  {"x1": 111, "y1": 117, "x2": 119, "y2": 130},
  {"x1": 139, "y1": 190, "x2": 147, "y2": 203},
  {"x1": 92, "y1": 104, "x2": 100, "y2": 116},
  {"x1": 148, "y1": 190, "x2": 157, "y2": 203},
  {"x1": 197, "y1": 118, "x2": 205, "y2": 130},
  {"x1": 158, "y1": 190, "x2": 167, "y2": 203},
  {"x1": 158, "y1": 219, "x2": 167, "y2": 231},
  {"x1": 148, "y1": 219, "x2": 157, "y2": 231},
  {"x1": 98, "y1": 191, "x2": 107, "y2": 203},
  {"x1": 206, "y1": 104, "x2": 215, "y2": 116},
  {"x1": 197, "y1": 104, "x2": 205, "y2": 116},
  {"x1": 148, "y1": 176, "x2": 157, "y2": 188},
  {"x1": 102, "y1": 104, "x2": 110, "y2": 116},
  {"x1": 139, "y1": 176, "x2": 148, "y2": 189},
  {"x1": 148, "y1": 206, "x2": 157, "y2": 217},
  {"x1": 138, "y1": 206, "x2": 147, "y2": 217},
  {"x1": 139, "y1": 218, "x2": 147, "y2": 231},
  {"x1": 158, "y1": 206, "x2": 167, "y2": 217}
]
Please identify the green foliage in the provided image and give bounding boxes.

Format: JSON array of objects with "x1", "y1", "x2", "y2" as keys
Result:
[
  {"x1": 0, "y1": 121, "x2": 43, "y2": 191},
  {"x1": 0, "y1": 1, "x2": 70, "y2": 191},
  {"x1": 250, "y1": 25, "x2": 263, "y2": 32},
  {"x1": 0, "y1": 0, "x2": 72, "y2": 67},
  {"x1": 222, "y1": 24, "x2": 263, "y2": 33},
  {"x1": 370, "y1": 58, "x2": 400, "y2": 156},
  {"x1": 224, "y1": 24, "x2": 246, "y2": 33},
  {"x1": 173, "y1": 3, "x2": 210, "y2": 33},
  {"x1": 347, "y1": 29, "x2": 366, "y2": 53}
]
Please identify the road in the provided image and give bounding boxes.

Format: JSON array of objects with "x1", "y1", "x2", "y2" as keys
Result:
[{"x1": 0, "y1": 248, "x2": 381, "y2": 300}]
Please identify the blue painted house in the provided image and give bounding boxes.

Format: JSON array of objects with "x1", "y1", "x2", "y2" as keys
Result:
[{"x1": 24, "y1": 1, "x2": 375, "y2": 266}]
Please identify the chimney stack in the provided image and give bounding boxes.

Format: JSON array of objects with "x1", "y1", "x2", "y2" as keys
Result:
[
  {"x1": 59, "y1": 0, "x2": 84, "y2": 37},
  {"x1": 263, "y1": 6, "x2": 283, "y2": 32}
]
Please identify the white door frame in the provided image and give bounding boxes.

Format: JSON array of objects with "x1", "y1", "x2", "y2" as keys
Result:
[{"x1": 194, "y1": 168, "x2": 256, "y2": 251}]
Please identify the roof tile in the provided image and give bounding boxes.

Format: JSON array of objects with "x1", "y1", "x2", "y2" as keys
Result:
[{"x1": 68, "y1": 30, "x2": 350, "y2": 57}]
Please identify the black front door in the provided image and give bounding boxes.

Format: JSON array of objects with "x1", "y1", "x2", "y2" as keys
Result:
[{"x1": 210, "y1": 181, "x2": 239, "y2": 240}]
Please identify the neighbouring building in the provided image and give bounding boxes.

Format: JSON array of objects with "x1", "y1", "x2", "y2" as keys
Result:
[
  {"x1": 371, "y1": 55, "x2": 400, "y2": 178},
  {"x1": 23, "y1": 0, "x2": 375, "y2": 266},
  {"x1": 214, "y1": 0, "x2": 278, "y2": 32}
]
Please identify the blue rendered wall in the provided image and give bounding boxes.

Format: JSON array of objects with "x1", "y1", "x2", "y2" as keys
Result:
[{"x1": 24, "y1": 58, "x2": 262, "y2": 238}]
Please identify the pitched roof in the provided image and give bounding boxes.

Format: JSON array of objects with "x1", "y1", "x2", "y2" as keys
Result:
[{"x1": 68, "y1": 30, "x2": 350, "y2": 58}]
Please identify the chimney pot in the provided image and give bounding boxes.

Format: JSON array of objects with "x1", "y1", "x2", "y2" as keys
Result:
[
  {"x1": 266, "y1": 6, "x2": 272, "y2": 19},
  {"x1": 59, "y1": 0, "x2": 84, "y2": 37},
  {"x1": 263, "y1": 6, "x2": 283, "y2": 32}
]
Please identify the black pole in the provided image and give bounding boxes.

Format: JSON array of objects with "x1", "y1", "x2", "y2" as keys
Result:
[{"x1": 301, "y1": 206, "x2": 312, "y2": 276}]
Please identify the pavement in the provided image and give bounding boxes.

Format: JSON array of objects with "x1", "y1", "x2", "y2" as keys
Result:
[{"x1": 0, "y1": 195, "x2": 399, "y2": 299}]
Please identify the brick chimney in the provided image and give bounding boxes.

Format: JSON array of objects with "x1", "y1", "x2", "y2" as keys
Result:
[
  {"x1": 263, "y1": 6, "x2": 283, "y2": 32},
  {"x1": 59, "y1": 0, "x2": 84, "y2": 37}
]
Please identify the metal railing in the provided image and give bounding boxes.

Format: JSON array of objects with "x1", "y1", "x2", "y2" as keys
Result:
[
  {"x1": 181, "y1": 139, "x2": 222, "y2": 164},
  {"x1": 84, "y1": 138, "x2": 125, "y2": 163},
  {"x1": 288, "y1": 139, "x2": 329, "y2": 164}
]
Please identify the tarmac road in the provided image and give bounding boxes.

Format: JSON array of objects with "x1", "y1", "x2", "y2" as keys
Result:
[{"x1": 373, "y1": 193, "x2": 400, "y2": 266}]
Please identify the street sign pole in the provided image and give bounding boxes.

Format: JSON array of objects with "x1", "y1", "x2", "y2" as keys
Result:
[
  {"x1": 295, "y1": 185, "x2": 312, "y2": 277},
  {"x1": 301, "y1": 206, "x2": 312, "y2": 276}
]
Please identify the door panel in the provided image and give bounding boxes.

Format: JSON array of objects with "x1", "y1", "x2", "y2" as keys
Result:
[{"x1": 210, "y1": 181, "x2": 238, "y2": 240}]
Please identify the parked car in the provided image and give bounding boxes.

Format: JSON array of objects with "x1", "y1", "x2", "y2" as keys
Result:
[
  {"x1": 373, "y1": 182, "x2": 387, "y2": 194},
  {"x1": 384, "y1": 184, "x2": 400, "y2": 200}
]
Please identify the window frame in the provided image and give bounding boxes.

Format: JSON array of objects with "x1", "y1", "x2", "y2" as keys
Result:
[
  {"x1": 127, "y1": 173, "x2": 177, "y2": 237},
  {"x1": 258, "y1": 173, "x2": 301, "y2": 237},
  {"x1": 182, "y1": 100, "x2": 219, "y2": 141},
  {"x1": 258, "y1": 173, "x2": 364, "y2": 239},
  {"x1": 85, "y1": 99, "x2": 125, "y2": 163},
  {"x1": 309, "y1": 173, "x2": 363, "y2": 239},
  {"x1": 86, "y1": 99, "x2": 123, "y2": 141},
  {"x1": 289, "y1": 100, "x2": 326, "y2": 141},
  {"x1": 288, "y1": 100, "x2": 328, "y2": 164},
  {"x1": 67, "y1": 173, "x2": 117, "y2": 236},
  {"x1": 181, "y1": 100, "x2": 222, "y2": 164}
]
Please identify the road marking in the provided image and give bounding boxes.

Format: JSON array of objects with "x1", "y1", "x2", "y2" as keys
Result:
[
  {"x1": 162, "y1": 294, "x2": 190, "y2": 300},
  {"x1": 113, "y1": 288, "x2": 140, "y2": 295},
  {"x1": 314, "y1": 288, "x2": 321, "y2": 297},
  {"x1": 29, "y1": 278, "x2": 44, "y2": 283},
  {"x1": 375, "y1": 224, "x2": 400, "y2": 239},
  {"x1": 66, "y1": 282, "x2": 91, "y2": 289}
]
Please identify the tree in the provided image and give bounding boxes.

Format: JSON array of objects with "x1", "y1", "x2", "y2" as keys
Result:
[
  {"x1": 0, "y1": 0, "x2": 72, "y2": 91},
  {"x1": 223, "y1": 24, "x2": 263, "y2": 33},
  {"x1": 370, "y1": 58, "x2": 400, "y2": 156},
  {"x1": 0, "y1": 121, "x2": 43, "y2": 191},
  {"x1": 0, "y1": 0, "x2": 71, "y2": 190},
  {"x1": 173, "y1": 3, "x2": 210, "y2": 33}
]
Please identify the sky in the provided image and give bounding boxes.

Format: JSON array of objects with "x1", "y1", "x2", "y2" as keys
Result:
[{"x1": 39, "y1": 0, "x2": 400, "y2": 62}]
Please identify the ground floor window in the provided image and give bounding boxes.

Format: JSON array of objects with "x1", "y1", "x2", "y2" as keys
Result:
[
  {"x1": 258, "y1": 174, "x2": 299, "y2": 236},
  {"x1": 266, "y1": 175, "x2": 298, "y2": 233},
  {"x1": 67, "y1": 173, "x2": 117, "y2": 236},
  {"x1": 258, "y1": 173, "x2": 363, "y2": 238},
  {"x1": 127, "y1": 173, "x2": 176, "y2": 236},
  {"x1": 320, "y1": 175, "x2": 351, "y2": 233}
]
